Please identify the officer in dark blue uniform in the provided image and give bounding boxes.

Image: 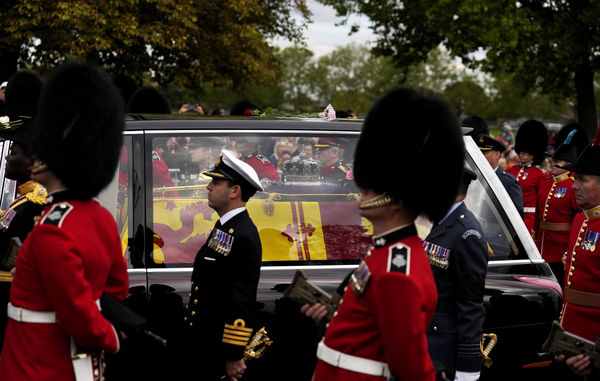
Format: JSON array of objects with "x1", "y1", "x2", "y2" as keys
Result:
[
  {"x1": 424, "y1": 167, "x2": 488, "y2": 381},
  {"x1": 477, "y1": 134, "x2": 524, "y2": 216},
  {"x1": 181, "y1": 150, "x2": 264, "y2": 381}
]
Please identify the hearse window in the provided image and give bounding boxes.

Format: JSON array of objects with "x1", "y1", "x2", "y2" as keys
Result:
[
  {"x1": 116, "y1": 136, "x2": 134, "y2": 268},
  {"x1": 148, "y1": 134, "x2": 370, "y2": 266},
  {"x1": 463, "y1": 159, "x2": 527, "y2": 261},
  {"x1": 0, "y1": 141, "x2": 16, "y2": 211}
]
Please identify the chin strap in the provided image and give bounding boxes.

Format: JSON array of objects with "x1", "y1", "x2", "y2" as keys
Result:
[
  {"x1": 358, "y1": 192, "x2": 393, "y2": 210},
  {"x1": 31, "y1": 162, "x2": 48, "y2": 175}
]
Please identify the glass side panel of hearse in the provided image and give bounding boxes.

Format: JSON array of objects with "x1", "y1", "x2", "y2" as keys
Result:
[
  {"x1": 459, "y1": 136, "x2": 540, "y2": 264},
  {"x1": 143, "y1": 131, "x2": 375, "y2": 267}
]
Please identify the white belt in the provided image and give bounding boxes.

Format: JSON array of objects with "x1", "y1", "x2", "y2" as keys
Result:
[
  {"x1": 7, "y1": 302, "x2": 57, "y2": 323},
  {"x1": 7, "y1": 300, "x2": 101, "y2": 324},
  {"x1": 523, "y1": 207, "x2": 536, "y2": 213},
  {"x1": 317, "y1": 341, "x2": 391, "y2": 379}
]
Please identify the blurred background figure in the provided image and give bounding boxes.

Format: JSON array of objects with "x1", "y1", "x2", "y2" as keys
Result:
[
  {"x1": 535, "y1": 126, "x2": 588, "y2": 283},
  {"x1": 270, "y1": 140, "x2": 290, "y2": 167},
  {"x1": 477, "y1": 134, "x2": 523, "y2": 216},
  {"x1": 233, "y1": 137, "x2": 279, "y2": 182},
  {"x1": 230, "y1": 99, "x2": 261, "y2": 116},
  {"x1": 210, "y1": 106, "x2": 225, "y2": 116},
  {"x1": 0, "y1": 81, "x2": 7, "y2": 115},
  {"x1": 178, "y1": 103, "x2": 204, "y2": 114},
  {"x1": 276, "y1": 150, "x2": 292, "y2": 179},
  {"x1": 499, "y1": 121, "x2": 515, "y2": 145},
  {"x1": 507, "y1": 119, "x2": 549, "y2": 237},
  {"x1": 462, "y1": 115, "x2": 489, "y2": 141},
  {"x1": 127, "y1": 86, "x2": 171, "y2": 114},
  {"x1": 112, "y1": 74, "x2": 138, "y2": 109}
]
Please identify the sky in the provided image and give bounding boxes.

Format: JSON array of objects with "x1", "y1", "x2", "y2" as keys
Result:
[{"x1": 270, "y1": 0, "x2": 377, "y2": 57}]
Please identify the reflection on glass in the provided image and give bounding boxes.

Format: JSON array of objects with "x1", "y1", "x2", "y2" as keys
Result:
[{"x1": 150, "y1": 135, "x2": 369, "y2": 265}]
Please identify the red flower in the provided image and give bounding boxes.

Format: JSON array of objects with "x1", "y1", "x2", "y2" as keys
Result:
[{"x1": 244, "y1": 109, "x2": 253, "y2": 117}]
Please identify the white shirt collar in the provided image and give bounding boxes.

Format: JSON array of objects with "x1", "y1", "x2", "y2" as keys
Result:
[
  {"x1": 438, "y1": 201, "x2": 463, "y2": 225},
  {"x1": 220, "y1": 206, "x2": 246, "y2": 225}
]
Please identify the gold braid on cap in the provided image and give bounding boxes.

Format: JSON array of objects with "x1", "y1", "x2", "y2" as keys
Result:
[{"x1": 358, "y1": 192, "x2": 393, "y2": 210}]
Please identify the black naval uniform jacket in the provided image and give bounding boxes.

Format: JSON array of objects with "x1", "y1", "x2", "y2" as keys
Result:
[
  {"x1": 424, "y1": 202, "x2": 488, "y2": 378},
  {"x1": 184, "y1": 209, "x2": 262, "y2": 375},
  {"x1": 495, "y1": 166, "x2": 524, "y2": 217}
]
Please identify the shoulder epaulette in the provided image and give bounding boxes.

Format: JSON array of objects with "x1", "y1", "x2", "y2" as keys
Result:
[
  {"x1": 387, "y1": 243, "x2": 410, "y2": 275},
  {"x1": 25, "y1": 183, "x2": 48, "y2": 205},
  {"x1": 41, "y1": 202, "x2": 73, "y2": 227}
]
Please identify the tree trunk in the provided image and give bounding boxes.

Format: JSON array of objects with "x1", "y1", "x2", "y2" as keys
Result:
[
  {"x1": 0, "y1": 48, "x2": 19, "y2": 84},
  {"x1": 574, "y1": 59, "x2": 598, "y2": 141}
]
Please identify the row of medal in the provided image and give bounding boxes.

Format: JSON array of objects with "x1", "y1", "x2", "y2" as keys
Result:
[{"x1": 207, "y1": 228, "x2": 235, "y2": 256}]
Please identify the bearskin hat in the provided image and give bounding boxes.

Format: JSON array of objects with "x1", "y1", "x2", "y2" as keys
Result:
[
  {"x1": 514, "y1": 119, "x2": 548, "y2": 165},
  {"x1": 565, "y1": 124, "x2": 600, "y2": 176},
  {"x1": 0, "y1": 70, "x2": 43, "y2": 149},
  {"x1": 32, "y1": 62, "x2": 124, "y2": 199},
  {"x1": 553, "y1": 122, "x2": 589, "y2": 158},
  {"x1": 112, "y1": 74, "x2": 138, "y2": 107},
  {"x1": 127, "y1": 87, "x2": 171, "y2": 114},
  {"x1": 548, "y1": 126, "x2": 587, "y2": 163},
  {"x1": 354, "y1": 87, "x2": 464, "y2": 222}
]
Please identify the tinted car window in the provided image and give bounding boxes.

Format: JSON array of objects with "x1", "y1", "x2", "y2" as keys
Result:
[
  {"x1": 146, "y1": 133, "x2": 371, "y2": 266},
  {"x1": 0, "y1": 141, "x2": 16, "y2": 211}
]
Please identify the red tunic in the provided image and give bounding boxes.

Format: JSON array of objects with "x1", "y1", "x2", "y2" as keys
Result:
[
  {"x1": 561, "y1": 207, "x2": 600, "y2": 341},
  {"x1": 507, "y1": 163, "x2": 546, "y2": 235},
  {"x1": 534, "y1": 173, "x2": 579, "y2": 263},
  {"x1": 242, "y1": 152, "x2": 280, "y2": 182},
  {"x1": 313, "y1": 224, "x2": 437, "y2": 381},
  {"x1": 0, "y1": 196, "x2": 129, "y2": 381}
]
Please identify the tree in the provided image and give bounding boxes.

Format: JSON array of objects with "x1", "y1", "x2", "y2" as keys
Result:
[
  {"x1": 0, "y1": 0, "x2": 309, "y2": 91},
  {"x1": 318, "y1": 0, "x2": 600, "y2": 138},
  {"x1": 278, "y1": 46, "x2": 317, "y2": 109}
]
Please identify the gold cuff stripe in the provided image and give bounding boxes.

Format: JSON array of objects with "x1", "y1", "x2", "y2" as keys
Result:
[
  {"x1": 222, "y1": 338, "x2": 248, "y2": 346},
  {"x1": 223, "y1": 328, "x2": 252, "y2": 337},
  {"x1": 224, "y1": 323, "x2": 253, "y2": 332},
  {"x1": 223, "y1": 333, "x2": 250, "y2": 343}
]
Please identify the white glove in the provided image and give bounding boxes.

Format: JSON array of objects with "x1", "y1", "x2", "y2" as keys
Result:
[{"x1": 454, "y1": 370, "x2": 480, "y2": 381}]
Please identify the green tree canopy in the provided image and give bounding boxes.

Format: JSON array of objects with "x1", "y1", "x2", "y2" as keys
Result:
[
  {"x1": 318, "y1": 0, "x2": 600, "y2": 138},
  {"x1": 0, "y1": 0, "x2": 309, "y2": 90}
]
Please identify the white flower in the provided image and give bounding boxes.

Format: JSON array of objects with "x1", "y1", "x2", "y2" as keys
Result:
[
  {"x1": 0, "y1": 116, "x2": 9, "y2": 125},
  {"x1": 319, "y1": 104, "x2": 336, "y2": 121}
]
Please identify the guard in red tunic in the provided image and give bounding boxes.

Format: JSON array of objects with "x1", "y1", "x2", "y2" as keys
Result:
[
  {"x1": 0, "y1": 62, "x2": 128, "y2": 381},
  {"x1": 233, "y1": 137, "x2": 280, "y2": 183},
  {"x1": 312, "y1": 88, "x2": 465, "y2": 381},
  {"x1": 535, "y1": 128, "x2": 586, "y2": 282},
  {"x1": 507, "y1": 119, "x2": 548, "y2": 236},
  {"x1": 557, "y1": 125, "x2": 600, "y2": 377}
]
